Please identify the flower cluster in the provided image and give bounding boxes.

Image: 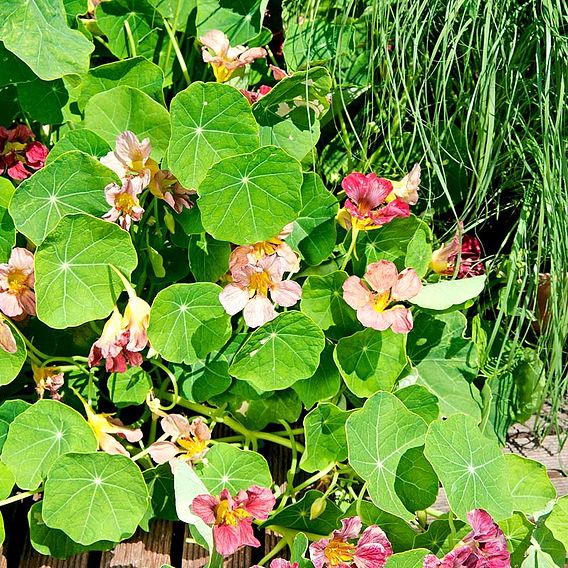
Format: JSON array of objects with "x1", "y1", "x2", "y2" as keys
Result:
[
  {"x1": 33, "y1": 365, "x2": 64, "y2": 400},
  {"x1": 343, "y1": 260, "x2": 422, "y2": 333},
  {"x1": 219, "y1": 225, "x2": 302, "y2": 328},
  {"x1": 0, "y1": 124, "x2": 48, "y2": 181},
  {"x1": 192, "y1": 486, "x2": 275, "y2": 556},
  {"x1": 431, "y1": 224, "x2": 485, "y2": 279}
]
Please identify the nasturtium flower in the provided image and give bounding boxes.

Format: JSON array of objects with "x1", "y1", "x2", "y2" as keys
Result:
[
  {"x1": 343, "y1": 260, "x2": 421, "y2": 333},
  {"x1": 337, "y1": 172, "x2": 410, "y2": 231},
  {"x1": 192, "y1": 486, "x2": 275, "y2": 556},
  {"x1": 0, "y1": 320, "x2": 16, "y2": 354},
  {"x1": 309, "y1": 516, "x2": 393, "y2": 568},
  {"x1": 252, "y1": 561, "x2": 299, "y2": 568},
  {"x1": 0, "y1": 247, "x2": 36, "y2": 318},
  {"x1": 122, "y1": 295, "x2": 151, "y2": 352},
  {"x1": 103, "y1": 176, "x2": 145, "y2": 231},
  {"x1": 150, "y1": 170, "x2": 194, "y2": 213},
  {"x1": 431, "y1": 224, "x2": 485, "y2": 279},
  {"x1": 423, "y1": 509, "x2": 510, "y2": 568},
  {"x1": 241, "y1": 85, "x2": 273, "y2": 104},
  {"x1": 0, "y1": 124, "x2": 48, "y2": 181},
  {"x1": 148, "y1": 415, "x2": 211, "y2": 464},
  {"x1": 200, "y1": 30, "x2": 267, "y2": 83},
  {"x1": 385, "y1": 163, "x2": 421, "y2": 206},
  {"x1": 33, "y1": 364, "x2": 64, "y2": 400}
]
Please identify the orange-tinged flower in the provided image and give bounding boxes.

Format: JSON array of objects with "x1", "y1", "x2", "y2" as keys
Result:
[
  {"x1": 385, "y1": 163, "x2": 421, "y2": 206},
  {"x1": 149, "y1": 170, "x2": 195, "y2": 213},
  {"x1": 33, "y1": 364, "x2": 64, "y2": 400}
]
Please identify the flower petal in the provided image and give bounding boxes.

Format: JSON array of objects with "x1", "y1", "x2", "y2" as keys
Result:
[
  {"x1": 219, "y1": 284, "x2": 249, "y2": 316},
  {"x1": 343, "y1": 276, "x2": 371, "y2": 310},
  {"x1": 270, "y1": 280, "x2": 302, "y2": 307},
  {"x1": 200, "y1": 30, "x2": 230, "y2": 57},
  {"x1": 0, "y1": 321, "x2": 17, "y2": 353},
  {"x1": 243, "y1": 486, "x2": 275, "y2": 519},
  {"x1": 161, "y1": 414, "x2": 190, "y2": 438},
  {"x1": 364, "y1": 260, "x2": 398, "y2": 293},
  {"x1": 356, "y1": 305, "x2": 392, "y2": 331},
  {"x1": 386, "y1": 306, "x2": 414, "y2": 334},
  {"x1": 334, "y1": 516, "x2": 362, "y2": 540},
  {"x1": 147, "y1": 441, "x2": 181, "y2": 464},
  {"x1": 391, "y1": 268, "x2": 421, "y2": 301},
  {"x1": 191, "y1": 493, "x2": 219, "y2": 525},
  {"x1": 243, "y1": 295, "x2": 276, "y2": 328}
]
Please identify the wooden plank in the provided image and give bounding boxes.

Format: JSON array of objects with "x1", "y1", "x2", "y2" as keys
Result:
[
  {"x1": 0, "y1": 547, "x2": 6, "y2": 568},
  {"x1": 99, "y1": 520, "x2": 173, "y2": 568},
  {"x1": 18, "y1": 540, "x2": 89, "y2": 568}
]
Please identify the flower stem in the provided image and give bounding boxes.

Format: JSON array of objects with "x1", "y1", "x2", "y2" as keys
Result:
[
  {"x1": 288, "y1": 462, "x2": 335, "y2": 495},
  {"x1": 124, "y1": 19, "x2": 137, "y2": 57},
  {"x1": 256, "y1": 534, "x2": 289, "y2": 567},
  {"x1": 163, "y1": 19, "x2": 191, "y2": 85},
  {"x1": 340, "y1": 226, "x2": 360, "y2": 271},
  {"x1": 153, "y1": 360, "x2": 179, "y2": 411},
  {"x1": 131, "y1": 433, "x2": 169, "y2": 462},
  {"x1": 0, "y1": 489, "x2": 39, "y2": 507}
]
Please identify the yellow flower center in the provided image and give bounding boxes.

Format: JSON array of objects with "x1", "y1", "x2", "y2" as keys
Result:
[
  {"x1": 214, "y1": 500, "x2": 251, "y2": 526},
  {"x1": 114, "y1": 192, "x2": 139, "y2": 214},
  {"x1": 373, "y1": 291, "x2": 391, "y2": 312},
  {"x1": 212, "y1": 63, "x2": 234, "y2": 83},
  {"x1": 324, "y1": 539, "x2": 356, "y2": 565},
  {"x1": 178, "y1": 435, "x2": 208, "y2": 459},
  {"x1": 252, "y1": 238, "x2": 282, "y2": 259},
  {"x1": 7, "y1": 269, "x2": 28, "y2": 294},
  {"x1": 352, "y1": 217, "x2": 381, "y2": 232},
  {"x1": 249, "y1": 270, "x2": 271, "y2": 297},
  {"x1": 2, "y1": 141, "x2": 27, "y2": 156}
]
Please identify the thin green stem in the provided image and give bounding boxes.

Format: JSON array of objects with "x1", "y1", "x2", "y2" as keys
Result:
[
  {"x1": 288, "y1": 462, "x2": 335, "y2": 495},
  {"x1": 131, "y1": 433, "x2": 169, "y2": 462},
  {"x1": 0, "y1": 489, "x2": 39, "y2": 507},
  {"x1": 163, "y1": 19, "x2": 191, "y2": 85},
  {"x1": 256, "y1": 535, "x2": 289, "y2": 567},
  {"x1": 124, "y1": 19, "x2": 137, "y2": 57},
  {"x1": 152, "y1": 360, "x2": 179, "y2": 411},
  {"x1": 340, "y1": 226, "x2": 359, "y2": 271}
]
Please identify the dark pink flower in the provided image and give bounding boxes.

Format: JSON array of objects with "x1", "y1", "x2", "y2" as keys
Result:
[
  {"x1": 252, "y1": 560, "x2": 299, "y2": 568},
  {"x1": 431, "y1": 224, "x2": 485, "y2": 279},
  {"x1": 0, "y1": 125, "x2": 48, "y2": 181},
  {"x1": 240, "y1": 85, "x2": 273, "y2": 104},
  {"x1": 0, "y1": 247, "x2": 36, "y2": 318},
  {"x1": 192, "y1": 486, "x2": 275, "y2": 556},
  {"x1": 423, "y1": 509, "x2": 510, "y2": 568},
  {"x1": 310, "y1": 516, "x2": 393, "y2": 568}
]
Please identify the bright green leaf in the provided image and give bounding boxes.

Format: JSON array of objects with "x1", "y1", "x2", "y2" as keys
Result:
[
  {"x1": 46, "y1": 130, "x2": 112, "y2": 165},
  {"x1": 395, "y1": 446, "x2": 439, "y2": 512},
  {"x1": 410, "y1": 276, "x2": 486, "y2": 310},
  {"x1": 188, "y1": 234, "x2": 231, "y2": 282},
  {"x1": 0, "y1": 399, "x2": 30, "y2": 452},
  {"x1": 17, "y1": 77, "x2": 69, "y2": 124},
  {"x1": 546, "y1": 495, "x2": 568, "y2": 548},
  {"x1": 0, "y1": 322, "x2": 26, "y2": 387},
  {"x1": 0, "y1": 461, "x2": 14, "y2": 500},
  {"x1": 499, "y1": 513, "x2": 534, "y2": 567},
  {"x1": 108, "y1": 367, "x2": 153, "y2": 408},
  {"x1": 143, "y1": 464, "x2": 178, "y2": 526},
  {"x1": 395, "y1": 385, "x2": 439, "y2": 424},
  {"x1": 385, "y1": 550, "x2": 431, "y2": 568},
  {"x1": 175, "y1": 356, "x2": 231, "y2": 403}
]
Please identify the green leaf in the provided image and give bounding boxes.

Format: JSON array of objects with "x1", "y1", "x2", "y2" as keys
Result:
[
  {"x1": 148, "y1": 283, "x2": 231, "y2": 364},
  {"x1": 17, "y1": 77, "x2": 69, "y2": 124},
  {"x1": 253, "y1": 67, "x2": 331, "y2": 160},
  {"x1": 198, "y1": 146, "x2": 302, "y2": 244},
  {"x1": 84, "y1": 86, "x2": 171, "y2": 161},
  {"x1": 546, "y1": 495, "x2": 568, "y2": 548},
  {"x1": 46, "y1": 130, "x2": 112, "y2": 165},
  {"x1": 504, "y1": 454, "x2": 556, "y2": 516},
  {"x1": 194, "y1": 443, "x2": 272, "y2": 494},
  {"x1": 346, "y1": 391, "x2": 428, "y2": 520},
  {"x1": 0, "y1": 0, "x2": 93, "y2": 80},
  {"x1": 35, "y1": 214, "x2": 138, "y2": 328},
  {"x1": 143, "y1": 464, "x2": 178, "y2": 524},
  {"x1": 43, "y1": 452, "x2": 148, "y2": 545},
  {"x1": 0, "y1": 399, "x2": 30, "y2": 452},
  {"x1": 79, "y1": 57, "x2": 164, "y2": 111},
  {"x1": 283, "y1": 20, "x2": 337, "y2": 71},
  {"x1": 148, "y1": 0, "x2": 195, "y2": 30},
  {"x1": 385, "y1": 550, "x2": 431, "y2": 568},
  {"x1": 188, "y1": 234, "x2": 231, "y2": 282},
  {"x1": 108, "y1": 367, "x2": 153, "y2": 408},
  {"x1": 175, "y1": 356, "x2": 231, "y2": 403},
  {"x1": 395, "y1": 385, "x2": 439, "y2": 424},
  {"x1": 300, "y1": 403, "x2": 350, "y2": 473},
  {"x1": 395, "y1": 446, "x2": 439, "y2": 512},
  {"x1": 168, "y1": 82, "x2": 259, "y2": 190},
  {"x1": 2, "y1": 400, "x2": 98, "y2": 490},
  {"x1": 230, "y1": 312, "x2": 325, "y2": 391},
  {"x1": 410, "y1": 276, "x2": 486, "y2": 310},
  {"x1": 407, "y1": 312, "x2": 481, "y2": 419},
  {"x1": 522, "y1": 525, "x2": 566, "y2": 568},
  {"x1": 300, "y1": 271, "x2": 358, "y2": 334},
  {"x1": 10, "y1": 151, "x2": 119, "y2": 245},
  {"x1": 0, "y1": 208, "x2": 15, "y2": 264},
  {"x1": 263, "y1": 490, "x2": 342, "y2": 536},
  {"x1": 0, "y1": 178, "x2": 15, "y2": 209},
  {"x1": 334, "y1": 328, "x2": 406, "y2": 398},
  {"x1": 0, "y1": 322, "x2": 26, "y2": 387},
  {"x1": 0, "y1": 461, "x2": 14, "y2": 500},
  {"x1": 499, "y1": 513, "x2": 534, "y2": 567},
  {"x1": 424, "y1": 413, "x2": 513, "y2": 521}
]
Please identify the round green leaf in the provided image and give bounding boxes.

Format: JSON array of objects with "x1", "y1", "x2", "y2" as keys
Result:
[
  {"x1": 10, "y1": 151, "x2": 119, "y2": 245},
  {"x1": 196, "y1": 0, "x2": 263, "y2": 44},
  {"x1": 175, "y1": 357, "x2": 231, "y2": 403},
  {"x1": 334, "y1": 328, "x2": 406, "y2": 397},
  {"x1": 410, "y1": 276, "x2": 486, "y2": 310},
  {"x1": 385, "y1": 550, "x2": 431, "y2": 568},
  {"x1": 46, "y1": 130, "x2": 112, "y2": 164},
  {"x1": 168, "y1": 82, "x2": 259, "y2": 190},
  {"x1": 35, "y1": 214, "x2": 138, "y2": 329},
  {"x1": 108, "y1": 367, "x2": 153, "y2": 408},
  {"x1": 394, "y1": 446, "x2": 439, "y2": 512},
  {"x1": 0, "y1": 323, "x2": 26, "y2": 387},
  {"x1": 0, "y1": 461, "x2": 14, "y2": 500},
  {"x1": 346, "y1": 391, "x2": 428, "y2": 520},
  {"x1": 148, "y1": 283, "x2": 231, "y2": 364},
  {"x1": 545, "y1": 495, "x2": 568, "y2": 549},
  {"x1": 188, "y1": 234, "x2": 231, "y2": 282},
  {"x1": 198, "y1": 146, "x2": 303, "y2": 245},
  {"x1": 84, "y1": 86, "x2": 171, "y2": 160},
  {"x1": 230, "y1": 312, "x2": 325, "y2": 391},
  {"x1": 499, "y1": 513, "x2": 534, "y2": 567},
  {"x1": 395, "y1": 385, "x2": 439, "y2": 424},
  {"x1": 424, "y1": 413, "x2": 513, "y2": 521},
  {"x1": 2, "y1": 400, "x2": 98, "y2": 490},
  {"x1": 194, "y1": 443, "x2": 272, "y2": 494},
  {"x1": 0, "y1": 399, "x2": 30, "y2": 452},
  {"x1": 0, "y1": 206, "x2": 16, "y2": 263},
  {"x1": 43, "y1": 452, "x2": 148, "y2": 545}
]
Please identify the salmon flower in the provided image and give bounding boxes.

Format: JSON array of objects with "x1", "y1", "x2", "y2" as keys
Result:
[
  {"x1": 310, "y1": 516, "x2": 393, "y2": 568},
  {"x1": 103, "y1": 176, "x2": 145, "y2": 231},
  {"x1": 423, "y1": 509, "x2": 510, "y2": 568},
  {"x1": 384, "y1": 163, "x2": 421, "y2": 206},
  {"x1": 148, "y1": 415, "x2": 211, "y2": 464},
  {"x1": 252, "y1": 561, "x2": 298, "y2": 568},
  {"x1": 343, "y1": 260, "x2": 421, "y2": 333},
  {"x1": 337, "y1": 172, "x2": 410, "y2": 232},
  {"x1": 150, "y1": 170, "x2": 194, "y2": 213},
  {"x1": 200, "y1": 30, "x2": 267, "y2": 83},
  {"x1": 0, "y1": 319, "x2": 16, "y2": 354},
  {"x1": 33, "y1": 364, "x2": 64, "y2": 400},
  {"x1": 431, "y1": 224, "x2": 485, "y2": 279},
  {"x1": 192, "y1": 486, "x2": 275, "y2": 556},
  {"x1": 0, "y1": 124, "x2": 48, "y2": 181},
  {"x1": 0, "y1": 247, "x2": 36, "y2": 318}
]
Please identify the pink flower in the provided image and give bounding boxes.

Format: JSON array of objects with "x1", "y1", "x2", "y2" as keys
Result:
[
  {"x1": 121, "y1": 296, "x2": 151, "y2": 352},
  {"x1": 431, "y1": 224, "x2": 485, "y2": 279},
  {"x1": 338, "y1": 173, "x2": 410, "y2": 231},
  {"x1": 423, "y1": 509, "x2": 510, "y2": 568},
  {"x1": 148, "y1": 415, "x2": 211, "y2": 464},
  {"x1": 240, "y1": 85, "x2": 273, "y2": 104},
  {"x1": 0, "y1": 320, "x2": 16, "y2": 354},
  {"x1": 192, "y1": 486, "x2": 275, "y2": 556},
  {"x1": 252, "y1": 560, "x2": 298, "y2": 568},
  {"x1": 103, "y1": 176, "x2": 145, "y2": 231},
  {"x1": 0, "y1": 124, "x2": 48, "y2": 181},
  {"x1": 33, "y1": 365, "x2": 64, "y2": 400},
  {"x1": 343, "y1": 260, "x2": 421, "y2": 333},
  {"x1": 309, "y1": 516, "x2": 393, "y2": 568},
  {"x1": 149, "y1": 170, "x2": 194, "y2": 213},
  {"x1": 200, "y1": 30, "x2": 267, "y2": 83},
  {"x1": 269, "y1": 64, "x2": 290, "y2": 81},
  {"x1": 386, "y1": 163, "x2": 421, "y2": 205},
  {"x1": 0, "y1": 247, "x2": 36, "y2": 318}
]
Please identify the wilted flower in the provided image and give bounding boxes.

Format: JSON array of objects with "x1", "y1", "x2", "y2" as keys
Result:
[
  {"x1": 103, "y1": 176, "x2": 145, "y2": 231},
  {"x1": 269, "y1": 64, "x2": 290, "y2": 81},
  {"x1": 200, "y1": 30, "x2": 267, "y2": 83},
  {"x1": 309, "y1": 516, "x2": 393, "y2": 568},
  {"x1": 121, "y1": 295, "x2": 151, "y2": 352},
  {"x1": 0, "y1": 247, "x2": 36, "y2": 318},
  {"x1": 33, "y1": 364, "x2": 64, "y2": 400},
  {"x1": 0, "y1": 124, "x2": 48, "y2": 181},
  {"x1": 423, "y1": 509, "x2": 510, "y2": 568},
  {"x1": 0, "y1": 320, "x2": 16, "y2": 354},
  {"x1": 386, "y1": 163, "x2": 421, "y2": 205},
  {"x1": 148, "y1": 415, "x2": 211, "y2": 464},
  {"x1": 149, "y1": 170, "x2": 194, "y2": 213},
  {"x1": 337, "y1": 172, "x2": 410, "y2": 231},
  {"x1": 240, "y1": 85, "x2": 273, "y2": 104},
  {"x1": 252, "y1": 561, "x2": 298, "y2": 568},
  {"x1": 431, "y1": 224, "x2": 485, "y2": 279},
  {"x1": 343, "y1": 260, "x2": 421, "y2": 333},
  {"x1": 192, "y1": 486, "x2": 275, "y2": 556}
]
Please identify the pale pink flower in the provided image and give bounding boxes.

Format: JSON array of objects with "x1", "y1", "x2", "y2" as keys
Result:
[
  {"x1": 148, "y1": 415, "x2": 211, "y2": 464},
  {"x1": 309, "y1": 516, "x2": 392, "y2": 568},
  {"x1": 269, "y1": 64, "x2": 290, "y2": 81},
  {"x1": 0, "y1": 247, "x2": 36, "y2": 318},
  {"x1": 192, "y1": 486, "x2": 275, "y2": 556},
  {"x1": 343, "y1": 260, "x2": 421, "y2": 333},
  {"x1": 431, "y1": 224, "x2": 485, "y2": 279},
  {"x1": 252, "y1": 560, "x2": 298, "y2": 568},
  {"x1": 149, "y1": 170, "x2": 194, "y2": 213},
  {"x1": 200, "y1": 30, "x2": 267, "y2": 83},
  {"x1": 0, "y1": 320, "x2": 16, "y2": 353},
  {"x1": 423, "y1": 509, "x2": 510, "y2": 568},
  {"x1": 387, "y1": 163, "x2": 421, "y2": 205},
  {"x1": 103, "y1": 176, "x2": 145, "y2": 231}
]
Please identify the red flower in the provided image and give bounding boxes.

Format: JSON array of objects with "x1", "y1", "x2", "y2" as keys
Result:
[
  {"x1": 0, "y1": 125, "x2": 48, "y2": 181},
  {"x1": 431, "y1": 224, "x2": 485, "y2": 279}
]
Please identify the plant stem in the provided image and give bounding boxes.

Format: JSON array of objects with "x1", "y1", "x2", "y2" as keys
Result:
[
  {"x1": 0, "y1": 490, "x2": 39, "y2": 507},
  {"x1": 124, "y1": 19, "x2": 137, "y2": 58},
  {"x1": 340, "y1": 226, "x2": 359, "y2": 271},
  {"x1": 288, "y1": 462, "x2": 335, "y2": 494},
  {"x1": 163, "y1": 19, "x2": 191, "y2": 85},
  {"x1": 256, "y1": 535, "x2": 289, "y2": 567},
  {"x1": 131, "y1": 433, "x2": 169, "y2": 462}
]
